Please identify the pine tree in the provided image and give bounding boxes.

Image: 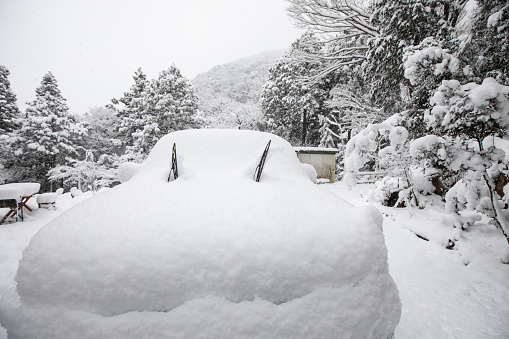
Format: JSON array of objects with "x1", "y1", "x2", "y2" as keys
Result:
[
  {"x1": 109, "y1": 68, "x2": 149, "y2": 150},
  {"x1": 150, "y1": 66, "x2": 200, "y2": 133},
  {"x1": 0, "y1": 65, "x2": 20, "y2": 133},
  {"x1": 5, "y1": 72, "x2": 85, "y2": 190},
  {"x1": 364, "y1": 0, "x2": 466, "y2": 115},
  {"x1": 110, "y1": 66, "x2": 201, "y2": 158},
  {"x1": 464, "y1": 0, "x2": 509, "y2": 83},
  {"x1": 130, "y1": 65, "x2": 200, "y2": 156},
  {"x1": 79, "y1": 106, "x2": 124, "y2": 158},
  {"x1": 261, "y1": 34, "x2": 333, "y2": 146}
]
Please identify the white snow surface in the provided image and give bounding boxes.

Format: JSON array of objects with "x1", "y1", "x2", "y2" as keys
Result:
[
  {"x1": 0, "y1": 130, "x2": 400, "y2": 338},
  {"x1": 0, "y1": 183, "x2": 40, "y2": 201},
  {"x1": 1, "y1": 179, "x2": 508, "y2": 339},
  {"x1": 409, "y1": 135, "x2": 447, "y2": 159}
]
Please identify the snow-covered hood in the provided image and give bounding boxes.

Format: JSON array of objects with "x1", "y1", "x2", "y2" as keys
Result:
[{"x1": 0, "y1": 129, "x2": 400, "y2": 338}]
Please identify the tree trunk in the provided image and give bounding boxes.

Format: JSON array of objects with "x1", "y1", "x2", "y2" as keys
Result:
[
  {"x1": 302, "y1": 110, "x2": 307, "y2": 145},
  {"x1": 484, "y1": 171, "x2": 509, "y2": 246}
]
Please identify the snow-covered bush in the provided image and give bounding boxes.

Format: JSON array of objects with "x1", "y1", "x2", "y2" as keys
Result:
[
  {"x1": 344, "y1": 125, "x2": 379, "y2": 173},
  {"x1": 48, "y1": 151, "x2": 120, "y2": 192},
  {"x1": 427, "y1": 78, "x2": 509, "y2": 142},
  {"x1": 409, "y1": 135, "x2": 447, "y2": 169},
  {"x1": 429, "y1": 77, "x2": 509, "y2": 246},
  {"x1": 343, "y1": 115, "x2": 403, "y2": 180},
  {"x1": 403, "y1": 37, "x2": 460, "y2": 87},
  {"x1": 445, "y1": 178, "x2": 488, "y2": 214},
  {"x1": 344, "y1": 116, "x2": 428, "y2": 205},
  {"x1": 401, "y1": 37, "x2": 464, "y2": 137},
  {"x1": 366, "y1": 176, "x2": 409, "y2": 207}
]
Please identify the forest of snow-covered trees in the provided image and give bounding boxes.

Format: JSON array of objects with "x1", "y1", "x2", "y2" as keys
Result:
[
  {"x1": 1, "y1": 0, "x2": 508, "y2": 247},
  {"x1": 261, "y1": 0, "x2": 509, "y2": 248}
]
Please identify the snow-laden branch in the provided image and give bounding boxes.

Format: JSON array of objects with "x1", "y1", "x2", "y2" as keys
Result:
[{"x1": 286, "y1": 0, "x2": 378, "y2": 82}]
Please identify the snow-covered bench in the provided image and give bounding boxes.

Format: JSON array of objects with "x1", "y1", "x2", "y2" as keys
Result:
[
  {"x1": 0, "y1": 183, "x2": 41, "y2": 224},
  {"x1": 36, "y1": 188, "x2": 64, "y2": 208}
]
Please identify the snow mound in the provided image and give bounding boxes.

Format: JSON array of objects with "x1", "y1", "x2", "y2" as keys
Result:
[{"x1": 0, "y1": 129, "x2": 400, "y2": 338}]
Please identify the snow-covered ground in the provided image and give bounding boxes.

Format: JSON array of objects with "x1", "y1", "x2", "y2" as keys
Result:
[{"x1": 1, "y1": 182, "x2": 508, "y2": 338}]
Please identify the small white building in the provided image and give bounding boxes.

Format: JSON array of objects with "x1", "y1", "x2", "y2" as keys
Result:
[{"x1": 294, "y1": 147, "x2": 338, "y2": 183}]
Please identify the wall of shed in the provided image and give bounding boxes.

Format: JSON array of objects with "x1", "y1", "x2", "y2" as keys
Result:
[{"x1": 296, "y1": 153, "x2": 336, "y2": 183}]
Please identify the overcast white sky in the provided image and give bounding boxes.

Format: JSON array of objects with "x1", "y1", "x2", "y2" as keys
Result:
[{"x1": 0, "y1": 0, "x2": 303, "y2": 114}]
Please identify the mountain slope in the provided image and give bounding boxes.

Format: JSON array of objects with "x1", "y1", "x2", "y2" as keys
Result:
[{"x1": 192, "y1": 50, "x2": 285, "y2": 105}]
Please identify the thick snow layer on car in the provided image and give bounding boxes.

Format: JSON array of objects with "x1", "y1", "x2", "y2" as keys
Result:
[{"x1": 0, "y1": 129, "x2": 400, "y2": 338}]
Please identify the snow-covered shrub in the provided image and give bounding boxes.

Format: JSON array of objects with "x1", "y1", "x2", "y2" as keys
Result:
[
  {"x1": 48, "y1": 151, "x2": 120, "y2": 192},
  {"x1": 409, "y1": 135, "x2": 447, "y2": 169},
  {"x1": 445, "y1": 178, "x2": 488, "y2": 214},
  {"x1": 344, "y1": 125, "x2": 378, "y2": 173},
  {"x1": 402, "y1": 37, "x2": 464, "y2": 137},
  {"x1": 403, "y1": 37, "x2": 460, "y2": 87},
  {"x1": 367, "y1": 176, "x2": 409, "y2": 207},
  {"x1": 408, "y1": 134, "x2": 459, "y2": 195},
  {"x1": 427, "y1": 78, "x2": 509, "y2": 141},
  {"x1": 343, "y1": 114, "x2": 404, "y2": 184},
  {"x1": 429, "y1": 77, "x2": 509, "y2": 246}
]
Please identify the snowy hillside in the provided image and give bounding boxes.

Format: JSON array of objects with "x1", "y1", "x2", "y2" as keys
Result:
[
  {"x1": 192, "y1": 50, "x2": 284, "y2": 105},
  {"x1": 191, "y1": 50, "x2": 284, "y2": 129}
]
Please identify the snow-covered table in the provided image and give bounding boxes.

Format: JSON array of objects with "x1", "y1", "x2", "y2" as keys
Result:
[{"x1": 0, "y1": 183, "x2": 41, "y2": 224}]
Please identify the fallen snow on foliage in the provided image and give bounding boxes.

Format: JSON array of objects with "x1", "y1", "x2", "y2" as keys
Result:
[
  {"x1": 0, "y1": 130, "x2": 399, "y2": 338},
  {"x1": 409, "y1": 135, "x2": 447, "y2": 159},
  {"x1": 487, "y1": 4, "x2": 508, "y2": 28},
  {"x1": 403, "y1": 37, "x2": 460, "y2": 85}
]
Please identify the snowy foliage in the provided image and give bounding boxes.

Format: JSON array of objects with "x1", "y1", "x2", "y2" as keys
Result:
[
  {"x1": 110, "y1": 66, "x2": 201, "y2": 159},
  {"x1": 463, "y1": 0, "x2": 509, "y2": 82},
  {"x1": 0, "y1": 65, "x2": 20, "y2": 133},
  {"x1": 79, "y1": 107, "x2": 124, "y2": 158},
  {"x1": 1, "y1": 72, "x2": 86, "y2": 190},
  {"x1": 364, "y1": 0, "x2": 467, "y2": 114},
  {"x1": 427, "y1": 78, "x2": 509, "y2": 143},
  {"x1": 261, "y1": 34, "x2": 333, "y2": 146},
  {"x1": 344, "y1": 125, "x2": 379, "y2": 173},
  {"x1": 403, "y1": 38, "x2": 460, "y2": 86},
  {"x1": 199, "y1": 96, "x2": 263, "y2": 130},
  {"x1": 322, "y1": 70, "x2": 384, "y2": 148},
  {"x1": 48, "y1": 151, "x2": 120, "y2": 192},
  {"x1": 286, "y1": 0, "x2": 376, "y2": 80}
]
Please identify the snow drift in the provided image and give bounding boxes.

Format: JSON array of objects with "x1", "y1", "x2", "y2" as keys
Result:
[{"x1": 0, "y1": 129, "x2": 400, "y2": 338}]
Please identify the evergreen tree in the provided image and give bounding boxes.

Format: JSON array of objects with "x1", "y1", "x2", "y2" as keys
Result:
[
  {"x1": 109, "y1": 68, "x2": 150, "y2": 150},
  {"x1": 4, "y1": 72, "x2": 85, "y2": 190},
  {"x1": 464, "y1": 0, "x2": 509, "y2": 83},
  {"x1": 130, "y1": 65, "x2": 200, "y2": 156},
  {"x1": 0, "y1": 65, "x2": 20, "y2": 133},
  {"x1": 401, "y1": 37, "x2": 464, "y2": 137},
  {"x1": 79, "y1": 106, "x2": 124, "y2": 158},
  {"x1": 261, "y1": 34, "x2": 333, "y2": 146},
  {"x1": 110, "y1": 66, "x2": 201, "y2": 158},
  {"x1": 364, "y1": 0, "x2": 466, "y2": 115}
]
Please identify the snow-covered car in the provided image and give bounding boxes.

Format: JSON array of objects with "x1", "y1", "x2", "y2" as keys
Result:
[{"x1": 0, "y1": 129, "x2": 400, "y2": 338}]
